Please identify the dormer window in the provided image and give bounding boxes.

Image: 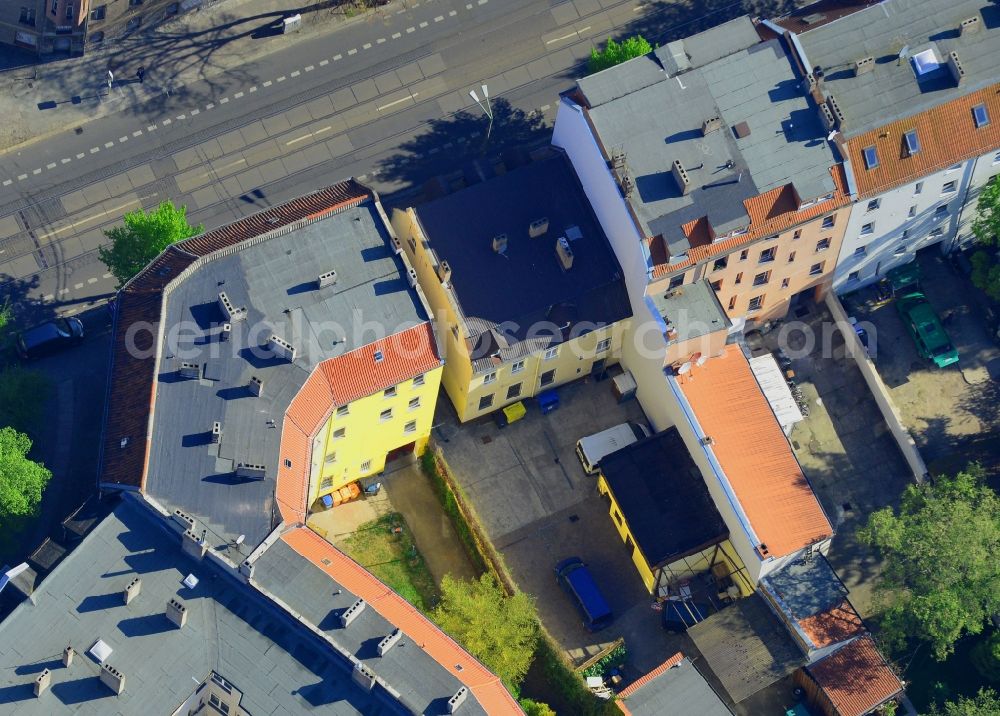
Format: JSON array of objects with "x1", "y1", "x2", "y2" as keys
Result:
[
  {"x1": 862, "y1": 146, "x2": 879, "y2": 170},
  {"x1": 903, "y1": 130, "x2": 920, "y2": 156},
  {"x1": 973, "y1": 104, "x2": 990, "y2": 128}
]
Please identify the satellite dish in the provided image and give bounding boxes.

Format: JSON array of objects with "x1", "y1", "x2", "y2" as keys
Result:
[
  {"x1": 695, "y1": 354, "x2": 708, "y2": 367},
  {"x1": 235, "y1": 534, "x2": 245, "y2": 546},
  {"x1": 690, "y1": 352, "x2": 703, "y2": 363},
  {"x1": 827, "y1": 129, "x2": 838, "y2": 141},
  {"x1": 677, "y1": 362, "x2": 692, "y2": 375}
]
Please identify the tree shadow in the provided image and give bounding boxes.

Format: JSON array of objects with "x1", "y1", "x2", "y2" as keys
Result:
[{"x1": 617, "y1": 0, "x2": 800, "y2": 49}]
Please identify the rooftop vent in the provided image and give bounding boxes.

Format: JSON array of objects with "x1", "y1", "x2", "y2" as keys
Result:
[
  {"x1": 390, "y1": 235, "x2": 404, "y2": 254},
  {"x1": 221, "y1": 323, "x2": 231, "y2": 342},
  {"x1": 166, "y1": 598, "x2": 188, "y2": 628},
  {"x1": 172, "y1": 509, "x2": 195, "y2": 532},
  {"x1": 961, "y1": 15, "x2": 982, "y2": 36},
  {"x1": 818, "y1": 102, "x2": 836, "y2": 132},
  {"x1": 123, "y1": 577, "x2": 141, "y2": 605},
  {"x1": 701, "y1": 116, "x2": 722, "y2": 135},
  {"x1": 528, "y1": 218, "x2": 549, "y2": 238},
  {"x1": 182, "y1": 530, "x2": 208, "y2": 560},
  {"x1": 267, "y1": 334, "x2": 296, "y2": 362},
  {"x1": 911, "y1": 48, "x2": 940, "y2": 76},
  {"x1": 236, "y1": 463, "x2": 267, "y2": 480},
  {"x1": 341, "y1": 598, "x2": 366, "y2": 628},
  {"x1": 555, "y1": 237, "x2": 574, "y2": 271},
  {"x1": 217, "y1": 291, "x2": 247, "y2": 323},
  {"x1": 352, "y1": 662, "x2": 376, "y2": 691},
  {"x1": 732, "y1": 121, "x2": 751, "y2": 139},
  {"x1": 377, "y1": 628, "x2": 402, "y2": 656},
  {"x1": 62, "y1": 646, "x2": 74, "y2": 668},
  {"x1": 671, "y1": 159, "x2": 691, "y2": 195},
  {"x1": 853, "y1": 56, "x2": 875, "y2": 76},
  {"x1": 178, "y1": 362, "x2": 200, "y2": 380},
  {"x1": 34, "y1": 669, "x2": 51, "y2": 697},
  {"x1": 946, "y1": 51, "x2": 965, "y2": 86},
  {"x1": 89, "y1": 639, "x2": 112, "y2": 663},
  {"x1": 100, "y1": 663, "x2": 125, "y2": 695},
  {"x1": 374, "y1": 349, "x2": 384, "y2": 363},
  {"x1": 317, "y1": 270, "x2": 338, "y2": 289},
  {"x1": 248, "y1": 376, "x2": 263, "y2": 397},
  {"x1": 407, "y1": 266, "x2": 418, "y2": 288},
  {"x1": 448, "y1": 686, "x2": 469, "y2": 714},
  {"x1": 211, "y1": 421, "x2": 223, "y2": 444},
  {"x1": 826, "y1": 95, "x2": 846, "y2": 129},
  {"x1": 437, "y1": 260, "x2": 452, "y2": 284},
  {"x1": 492, "y1": 234, "x2": 508, "y2": 254}
]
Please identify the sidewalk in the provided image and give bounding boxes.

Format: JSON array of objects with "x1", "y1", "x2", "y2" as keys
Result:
[{"x1": 0, "y1": 0, "x2": 390, "y2": 153}]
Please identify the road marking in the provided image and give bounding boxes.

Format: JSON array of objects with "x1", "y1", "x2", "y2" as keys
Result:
[
  {"x1": 348, "y1": 49, "x2": 357, "y2": 55},
  {"x1": 87, "y1": 277, "x2": 98, "y2": 284},
  {"x1": 449, "y1": 9, "x2": 457, "y2": 15},
  {"x1": 263, "y1": 80, "x2": 273, "y2": 87},
  {"x1": 119, "y1": 136, "x2": 128, "y2": 142},
  {"x1": 290, "y1": 70, "x2": 301, "y2": 77},
  {"x1": 362, "y1": 43, "x2": 371, "y2": 49},
  {"x1": 44, "y1": 196, "x2": 156, "y2": 238},
  {"x1": 304, "y1": 65, "x2": 314, "y2": 71},
  {"x1": 541, "y1": 104, "x2": 551, "y2": 111},
  {"x1": 334, "y1": 53, "x2": 342, "y2": 60},
  {"x1": 377, "y1": 92, "x2": 419, "y2": 111},
  {"x1": 17, "y1": 173, "x2": 26, "y2": 180},
  {"x1": 61, "y1": 158, "x2": 71, "y2": 164},
  {"x1": 220, "y1": 96, "x2": 231, "y2": 102},
  {"x1": 132, "y1": 130, "x2": 142, "y2": 137},
  {"x1": 191, "y1": 108, "x2": 200, "y2": 115},
  {"x1": 547, "y1": 27, "x2": 589, "y2": 44},
  {"x1": 377, "y1": 38, "x2": 386, "y2": 44},
  {"x1": 58, "y1": 288, "x2": 69, "y2": 295},
  {"x1": 478, "y1": 0, "x2": 487, "y2": 4},
  {"x1": 633, "y1": 4, "x2": 643, "y2": 10},
  {"x1": 47, "y1": 162, "x2": 56, "y2": 169},
  {"x1": 89, "y1": 148, "x2": 99, "y2": 154},
  {"x1": 76, "y1": 152, "x2": 85, "y2": 159},
  {"x1": 148, "y1": 124, "x2": 157, "y2": 131},
  {"x1": 286, "y1": 133, "x2": 312, "y2": 146},
  {"x1": 2, "y1": 180, "x2": 10, "y2": 186},
  {"x1": 319, "y1": 59, "x2": 329, "y2": 66},
  {"x1": 315, "y1": 125, "x2": 332, "y2": 135},
  {"x1": 162, "y1": 118, "x2": 172, "y2": 125},
  {"x1": 276, "y1": 76, "x2": 286, "y2": 82},
  {"x1": 248, "y1": 87, "x2": 256, "y2": 93},
  {"x1": 406, "y1": 26, "x2": 415, "y2": 33},
  {"x1": 43, "y1": 294, "x2": 54, "y2": 301},
  {"x1": 103, "y1": 273, "x2": 111, "y2": 279},
  {"x1": 466, "y1": 3, "x2": 472, "y2": 8},
  {"x1": 74, "y1": 282, "x2": 84, "y2": 290},
  {"x1": 234, "y1": 91, "x2": 244, "y2": 98},
  {"x1": 198, "y1": 158, "x2": 246, "y2": 178},
  {"x1": 434, "y1": 14, "x2": 443, "y2": 21},
  {"x1": 391, "y1": 33, "x2": 401, "y2": 39},
  {"x1": 105, "y1": 141, "x2": 115, "y2": 147},
  {"x1": 419, "y1": 21, "x2": 428, "y2": 27}
]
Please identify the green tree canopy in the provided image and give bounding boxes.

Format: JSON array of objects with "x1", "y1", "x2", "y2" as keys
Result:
[
  {"x1": 0, "y1": 366, "x2": 50, "y2": 434},
  {"x1": 0, "y1": 426, "x2": 52, "y2": 519},
  {"x1": 587, "y1": 36, "x2": 653, "y2": 74},
  {"x1": 99, "y1": 201, "x2": 202, "y2": 288},
  {"x1": 930, "y1": 689, "x2": 1000, "y2": 716},
  {"x1": 433, "y1": 574, "x2": 539, "y2": 693},
  {"x1": 970, "y1": 178, "x2": 1000, "y2": 299},
  {"x1": 519, "y1": 698, "x2": 556, "y2": 716},
  {"x1": 858, "y1": 467, "x2": 1000, "y2": 660}
]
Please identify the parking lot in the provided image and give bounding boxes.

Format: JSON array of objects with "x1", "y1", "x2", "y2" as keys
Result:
[
  {"x1": 433, "y1": 374, "x2": 688, "y2": 675},
  {"x1": 845, "y1": 251, "x2": 1000, "y2": 467}
]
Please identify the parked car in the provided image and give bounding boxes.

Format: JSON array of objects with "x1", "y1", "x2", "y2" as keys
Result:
[
  {"x1": 895, "y1": 293, "x2": 959, "y2": 368},
  {"x1": 16, "y1": 317, "x2": 85, "y2": 359},
  {"x1": 575, "y1": 422, "x2": 650, "y2": 475},
  {"x1": 554, "y1": 557, "x2": 613, "y2": 632},
  {"x1": 886, "y1": 262, "x2": 921, "y2": 298}
]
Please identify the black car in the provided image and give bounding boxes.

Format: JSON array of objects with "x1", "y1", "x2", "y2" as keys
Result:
[{"x1": 16, "y1": 317, "x2": 85, "y2": 359}]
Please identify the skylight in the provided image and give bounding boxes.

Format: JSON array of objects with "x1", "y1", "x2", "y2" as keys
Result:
[
  {"x1": 862, "y1": 146, "x2": 879, "y2": 170},
  {"x1": 374, "y1": 350, "x2": 384, "y2": 363},
  {"x1": 973, "y1": 104, "x2": 990, "y2": 128},
  {"x1": 904, "y1": 130, "x2": 920, "y2": 155},
  {"x1": 911, "y1": 48, "x2": 940, "y2": 76}
]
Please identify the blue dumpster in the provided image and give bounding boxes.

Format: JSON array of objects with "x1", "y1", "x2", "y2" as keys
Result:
[
  {"x1": 321, "y1": 494, "x2": 334, "y2": 509},
  {"x1": 538, "y1": 389, "x2": 559, "y2": 414}
]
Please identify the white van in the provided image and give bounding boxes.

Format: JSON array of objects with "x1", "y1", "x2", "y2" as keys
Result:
[{"x1": 575, "y1": 422, "x2": 651, "y2": 475}]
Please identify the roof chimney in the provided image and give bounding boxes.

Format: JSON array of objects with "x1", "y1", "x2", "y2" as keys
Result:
[
  {"x1": 377, "y1": 628, "x2": 402, "y2": 656},
  {"x1": 317, "y1": 270, "x2": 338, "y2": 289},
  {"x1": 235, "y1": 463, "x2": 266, "y2": 480},
  {"x1": 529, "y1": 218, "x2": 549, "y2": 238},
  {"x1": 340, "y1": 598, "x2": 366, "y2": 627},
  {"x1": 960, "y1": 15, "x2": 982, "y2": 36},
  {"x1": 437, "y1": 260, "x2": 452, "y2": 284},
  {"x1": 211, "y1": 421, "x2": 222, "y2": 444},
  {"x1": 853, "y1": 56, "x2": 875, "y2": 76},
  {"x1": 492, "y1": 234, "x2": 508, "y2": 254},
  {"x1": 181, "y1": 529, "x2": 208, "y2": 559},
  {"x1": 248, "y1": 376, "x2": 263, "y2": 397},
  {"x1": 946, "y1": 51, "x2": 965, "y2": 86},
  {"x1": 351, "y1": 662, "x2": 376, "y2": 691},
  {"x1": 217, "y1": 291, "x2": 247, "y2": 323},
  {"x1": 172, "y1": 509, "x2": 195, "y2": 532},
  {"x1": 826, "y1": 95, "x2": 846, "y2": 129},
  {"x1": 178, "y1": 362, "x2": 200, "y2": 380},
  {"x1": 701, "y1": 116, "x2": 722, "y2": 135},
  {"x1": 406, "y1": 266, "x2": 418, "y2": 288},
  {"x1": 220, "y1": 323, "x2": 231, "y2": 342},
  {"x1": 99, "y1": 663, "x2": 125, "y2": 695},
  {"x1": 448, "y1": 686, "x2": 469, "y2": 713},
  {"x1": 123, "y1": 577, "x2": 141, "y2": 605},
  {"x1": 34, "y1": 669, "x2": 51, "y2": 697},
  {"x1": 166, "y1": 598, "x2": 188, "y2": 628},
  {"x1": 267, "y1": 334, "x2": 296, "y2": 362},
  {"x1": 391, "y1": 235, "x2": 404, "y2": 254},
  {"x1": 62, "y1": 646, "x2": 74, "y2": 668},
  {"x1": 671, "y1": 160, "x2": 691, "y2": 195},
  {"x1": 555, "y1": 237, "x2": 574, "y2": 271}
]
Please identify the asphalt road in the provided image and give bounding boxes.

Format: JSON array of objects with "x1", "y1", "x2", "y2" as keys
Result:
[{"x1": 0, "y1": 0, "x2": 667, "y2": 319}]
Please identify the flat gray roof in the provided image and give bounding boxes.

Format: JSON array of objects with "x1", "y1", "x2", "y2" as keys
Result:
[
  {"x1": 651, "y1": 279, "x2": 731, "y2": 343},
  {"x1": 0, "y1": 499, "x2": 404, "y2": 716},
  {"x1": 796, "y1": 0, "x2": 1000, "y2": 138},
  {"x1": 145, "y1": 202, "x2": 427, "y2": 546},
  {"x1": 585, "y1": 35, "x2": 837, "y2": 255},
  {"x1": 622, "y1": 657, "x2": 733, "y2": 716}
]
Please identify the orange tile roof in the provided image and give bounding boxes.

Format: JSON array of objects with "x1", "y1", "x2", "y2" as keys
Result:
[
  {"x1": 650, "y1": 166, "x2": 849, "y2": 277},
  {"x1": 808, "y1": 636, "x2": 903, "y2": 716},
  {"x1": 281, "y1": 527, "x2": 522, "y2": 715},
  {"x1": 677, "y1": 344, "x2": 832, "y2": 557},
  {"x1": 798, "y1": 601, "x2": 864, "y2": 649},
  {"x1": 847, "y1": 83, "x2": 1000, "y2": 199}
]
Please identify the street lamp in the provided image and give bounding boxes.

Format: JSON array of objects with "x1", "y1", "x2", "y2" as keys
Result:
[{"x1": 469, "y1": 84, "x2": 493, "y2": 146}]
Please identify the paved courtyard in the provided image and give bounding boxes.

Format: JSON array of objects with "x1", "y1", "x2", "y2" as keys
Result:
[{"x1": 433, "y1": 375, "x2": 689, "y2": 675}]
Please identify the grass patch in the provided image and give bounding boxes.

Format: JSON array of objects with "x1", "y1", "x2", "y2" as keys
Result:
[
  {"x1": 420, "y1": 451, "x2": 487, "y2": 574},
  {"x1": 340, "y1": 513, "x2": 439, "y2": 612}
]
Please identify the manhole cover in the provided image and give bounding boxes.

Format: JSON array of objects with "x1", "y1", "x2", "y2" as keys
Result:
[
  {"x1": 480, "y1": 436, "x2": 492, "y2": 444},
  {"x1": 74, "y1": 126, "x2": 83, "y2": 134}
]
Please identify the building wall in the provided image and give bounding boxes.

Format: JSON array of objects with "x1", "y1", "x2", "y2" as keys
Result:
[
  {"x1": 834, "y1": 160, "x2": 976, "y2": 292},
  {"x1": 956, "y1": 147, "x2": 1000, "y2": 250},
  {"x1": 0, "y1": 0, "x2": 87, "y2": 55},
  {"x1": 85, "y1": 0, "x2": 182, "y2": 48},
  {"x1": 306, "y1": 365, "x2": 443, "y2": 506}
]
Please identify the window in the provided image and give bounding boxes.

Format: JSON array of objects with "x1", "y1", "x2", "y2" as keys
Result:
[
  {"x1": 50, "y1": 0, "x2": 57, "y2": 14},
  {"x1": 483, "y1": 372, "x2": 497, "y2": 385},
  {"x1": 809, "y1": 261, "x2": 825, "y2": 276},
  {"x1": 781, "y1": 277, "x2": 790, "y2": 289},
  {"x1": 711, "y1": 279, "x2": 722, "y2": 292},
  {"x1": 540, "y1": 370, "x2": 555, "y2": 386},
  {"x1": 908, "y1": 205, "x2": 917, "y2": 218},
  {"x1": 19, "y1": 6, "x2": 35, "y2": 24},
  {"x1": 942, "y1": 181, "x2": 957, "y2": 194},
  {"x1": 973, "y1": 104, "x2": 991, "y2": 128},
  {"x1": 334, "y1": 427, "x2": 346, "y2": 440},
  {"x1": 930, "y1": 227, "x2": 944, "y2": 237},
  {"x1": 862, "y1": 145, "x2": 879, "y2": 169},
  {"x1": 739, "y1": 249, "x2": 749, "y2": 261},
  {"x1": 284, "y1": 458, "x2": 292, "y2": 468},
  {"x1": 748, "y1": 295, "x2": 764, "y2": 311},
  {"x1": 712, "y1": 256, "x2": 728, "y2": 271},
  {"x1": 408, "y1": 397, "x2": 420, "y2": 410},
  {"x1": 947, "y1": 163, "x2": 961, "y2": 173},
  {"x1": 860, "y1": 222, "x2": 874, "y2": 236},
  {"x1": 759, "y1": 247, "x2": 777, "y2": 263},
  {"x1": 325, "y1": 452, "x2": 337, "y2": 464},
  {"x1": 902, "y1": 229, "x2": 910, "y2": 239},
  {"x1": 914, "y1": 181, "x2": 924, "y2": 195},
  {"x1": 895, "y1": 245, "x2": 907, "y2": 256},
  {"x1": 935, "y1": 204, "x2": 949, "y2": 216},
  {"x1": 373, "y1": 350, "x2": 384, "y2": 362},
  {"x1": 787, "y1": 251, "x2": 796, "y2": 263},
  {"x1": 903, "y1": 129, "x2": 920, "y2": 155},
  {"x1": 125, "y1": 15, "x2": 141, "y2": 30},
  {"x1": 816, "y1": 238, "x2": 831, "y2": 252},
  {"x1": 543, "y1": 347, "x2": 558, "y2": 361},
  {"x1": 994, "y1": 151, "x2": 1000, "y2": 165},
  {"x1": 209, "y1": 694, "x2": 230, "y2": 714},
  {"x1": 336, "y1": 405, "x2": 349, "y2": 417},
  {"x1": 384, "y1": 386, "x2": 397, "y2": 398},
  {"x1": 90, "y1": 4, "x2": 105, "y2": 19},
  {"x1": 65, "y1": 3, "x2": 73, "y2": 20},
  {"x1": 404, "y1": 420, "x2": 417, "y2": 434},
  {"x1": 793, "y1": 229, "x2": 803, "y2": 239},
  {"x1": 413, "y1": 373, "x2": 425, "y2": 387},
  {"x1": 511, "y1": 360, "x2": 525, "y2": 374},
  {"x1": 821, "y1": 215, "x2": 835, "y2": 229},
  {"x1": 735, "y1": 272, "x2": 743, "y2": 285},
  {"x1": 728, "y1": 296, "x2": 737, "y2": 311},
  {"x1": 668, "y1": 274, "x2": 684, "y2": 290},
  {"x1": 848, "y1": 271, "x2": 861, "y2": 282},
  {"x1": 866, "y1": 199, "x2": 880, "y2": 212},
  {"x1": 612, "y1": 509, "x2": 623, "y2": 526},
  {"x1": 596, "y1": 338, "x2": 612, "y2": 353},
  {"x1": 507, "y1": 383, "x2": 522, "y2": 399},
  {"x1": 380, "y1": 408, "x2": 393, "y2": 422},
  {"x1": 321, "y1": 476, "x2": 334, "y2": 489},
  {"x1": 479, "y1": 394, "x2": 494, "y2": 410},
  {"x1": 753, "y1": 271, "x2": 771, "y2": 286},
  {"x1": 854, "y1": 245, "x2": 867, "y2": 256},
  {"x1": 361, "y1": 460, "x2": 372, "y2": 473}
]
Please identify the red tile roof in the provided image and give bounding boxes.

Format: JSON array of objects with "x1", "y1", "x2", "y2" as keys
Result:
[
  {"x1": 677, "y1": 344, "x2": 832, "y2": 557},
  {"x1": 807, "y1": 636, "x2": 903, "y2": 716},
  {"x1": 617, "y1": 652, "x2": 685, "y2": 710},
  {"x1": 98, "y1": 181, "x2": 371, "y2": 489},
  {"x1": 846, "y1": 84, "x2": 1000, "y2": 199},
  {"x1": 281, "y1": 527, "x2": 522, "y2": 715},
  {"x1": 798, "y1": 601, "x2": 864, "y2": 649}
]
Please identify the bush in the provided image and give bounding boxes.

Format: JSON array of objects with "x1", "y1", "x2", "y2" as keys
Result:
[
  {"x1": 582, "y1": 643, "x2": 627, "y2": 678},
  {"x1": 587, "y1": 36, "x2": 653, "y2": 74},
  {"x1": 532, "y1": 637, "x2": 620, "y2": 716},
  {"x1": 971, "y1": 631, "x2": 1000, "y2": 682},
  {"x1": 519, "y1": 698, "x2": 556, "y2": 716}
]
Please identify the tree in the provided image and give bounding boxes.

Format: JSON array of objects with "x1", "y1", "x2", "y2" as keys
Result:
[
  {"x1": 970, "y1": 631, "x2": 1000, "y2": 682},
  {"x1": 0, "y1": 366, "x2": 50, "y2": 433},
  {"x1": 587, "y1": 36, "x2": 653, "y2": 74},
  {"x1": 930, "y1": 689, "x2": 1000, "y2": 716},
  {"x1": 0, "y1": 427, "x2": 52, "y2": 519},
  {"x1": 519, "y1": 699, "x2": 556, "y2": 716},
  {"x1": 433, "y1": 574, "x2": 539, "y2": 692},
  {"x1": 970, "y1": 250, "x2": 1000, "y2": 302},
  {"x1": 858, "y1": 467, "x2": 1000, "y2": 660},
  {"x1": 99, "y1": 201, "x2": 202, "y2": 287},
  {"x1": 970, "y1": 178, "x2": 1000, "y2": 299}
]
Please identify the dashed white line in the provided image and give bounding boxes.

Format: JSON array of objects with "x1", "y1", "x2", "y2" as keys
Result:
[
  {"x1": 466, "y1": 3, "x2": 472, "y2": 8},
  {"x1": 547, "y1": 27, "x2": 589, "y2": 44},
  {"x1": 391, "y1": 33, "x2": 401, "y2": 39},
  {"x1": 61, "y1": 158, "x2": 71, "y2": 164},
  {"x1": 162, "y1": 118, "x2": 172, "y2": 125},
  {"x1": 434, "y1": 14, "x2": 444, "y2": 21},
  {"x1": 74, "y1": 282, "x2": 84, "y2": 290},
  {"x1": 334, "y1": 54, "x2": 342, "y2": 60},
  {"x1": 89, "y1": 148, "x2": 99, "y2": 154},
  {"x1": 31, "y1": 168, "x2": 40, "y2": 175},
  {"x1": 315, "y1": 125, "x2": 332, "y2": 135},
  {"x1": 198, "y1": 158, "x2": 246, "y2": 178},
  {"x1": 406, "y1": 26, "x2": 415, "y2": 33},
  {"x1": 304, "y1": 65, "x2": 314, "y2": 71},
  {"x1": 263, "y1": 80, "x2": 273, "y2": 87},
  {"x1": 348, "y1": 49, "x2": 357, "y2": 55},
  {"x1": 276, "y1": 76, "x2": 286, "y2": 83},
  {"x1": 105, "y1": 141, "x2": 115, "y2": 148},
  {"x1": 76, "y1": 152, "x2": 85, "y2": 159},
  {"x1": 377, "y1": 92, "x2": 419, "y2": 111},
  {"x1": 234, "y1": 91, "x2": 244, "y2": 98},
  {"x1": 58, "y1": 288, "x2": 70, "y2": 295},
  {"x1": 2, "y1": 180, "x2": 11, "y2": 186},
  {"x1": 377, "y1": 37, "x2": 386, "y2": 44},
  {"x1": 132, "y1": 130, "x2": 143, "y2": 137},
  {"x1": 419, "y1": 21, "x2": 428, "y2": 27},
  {"x1": 449, "y1": 9, "x2": 457, "y2": 15},
  {"x1": 286, "y1": 133, "x2": 313, "y2": 146},
  {"x1": 87, "y1": 277, "x2": 98, "y2": 284},
  {"x1": 46, "y1": 162, "x2": 56, "y2": 169},
  {"x1": 248, "y1": 87, "x2": 257, "y2": 93},
  {"x1": 362, "y1": 43, "x2": 372, "y2": 49},
  {"x1": 478, "y1": 0, "x2": 487, "y2": 4},
  {"x1": 148, "y1": 124, "x2": 157, "y2": 131},
  {"x1": 176, "y1": 114, "x2": 186, "y2": 121},
  {"x1": 43, "y1": 294, "x2": 54, "y2": 301},
  {"x1": 319, "y1": 59, "x2": 329, "y2": 66},
  {"x1": 190, "y1": 108, "x2": 200, "y2": 115},
  {"x1": 17, "y1": 173, "x2": 27, "y2": 180},
  {"x1": 103, "y1": 273, "x2": 112, "y2": 279},
  {"x1": 541, "y1": 104, "x2": 551, "y2": 111},
  {"x1": 120, "y1": 136, "x2": 129, "y2": 142}
]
